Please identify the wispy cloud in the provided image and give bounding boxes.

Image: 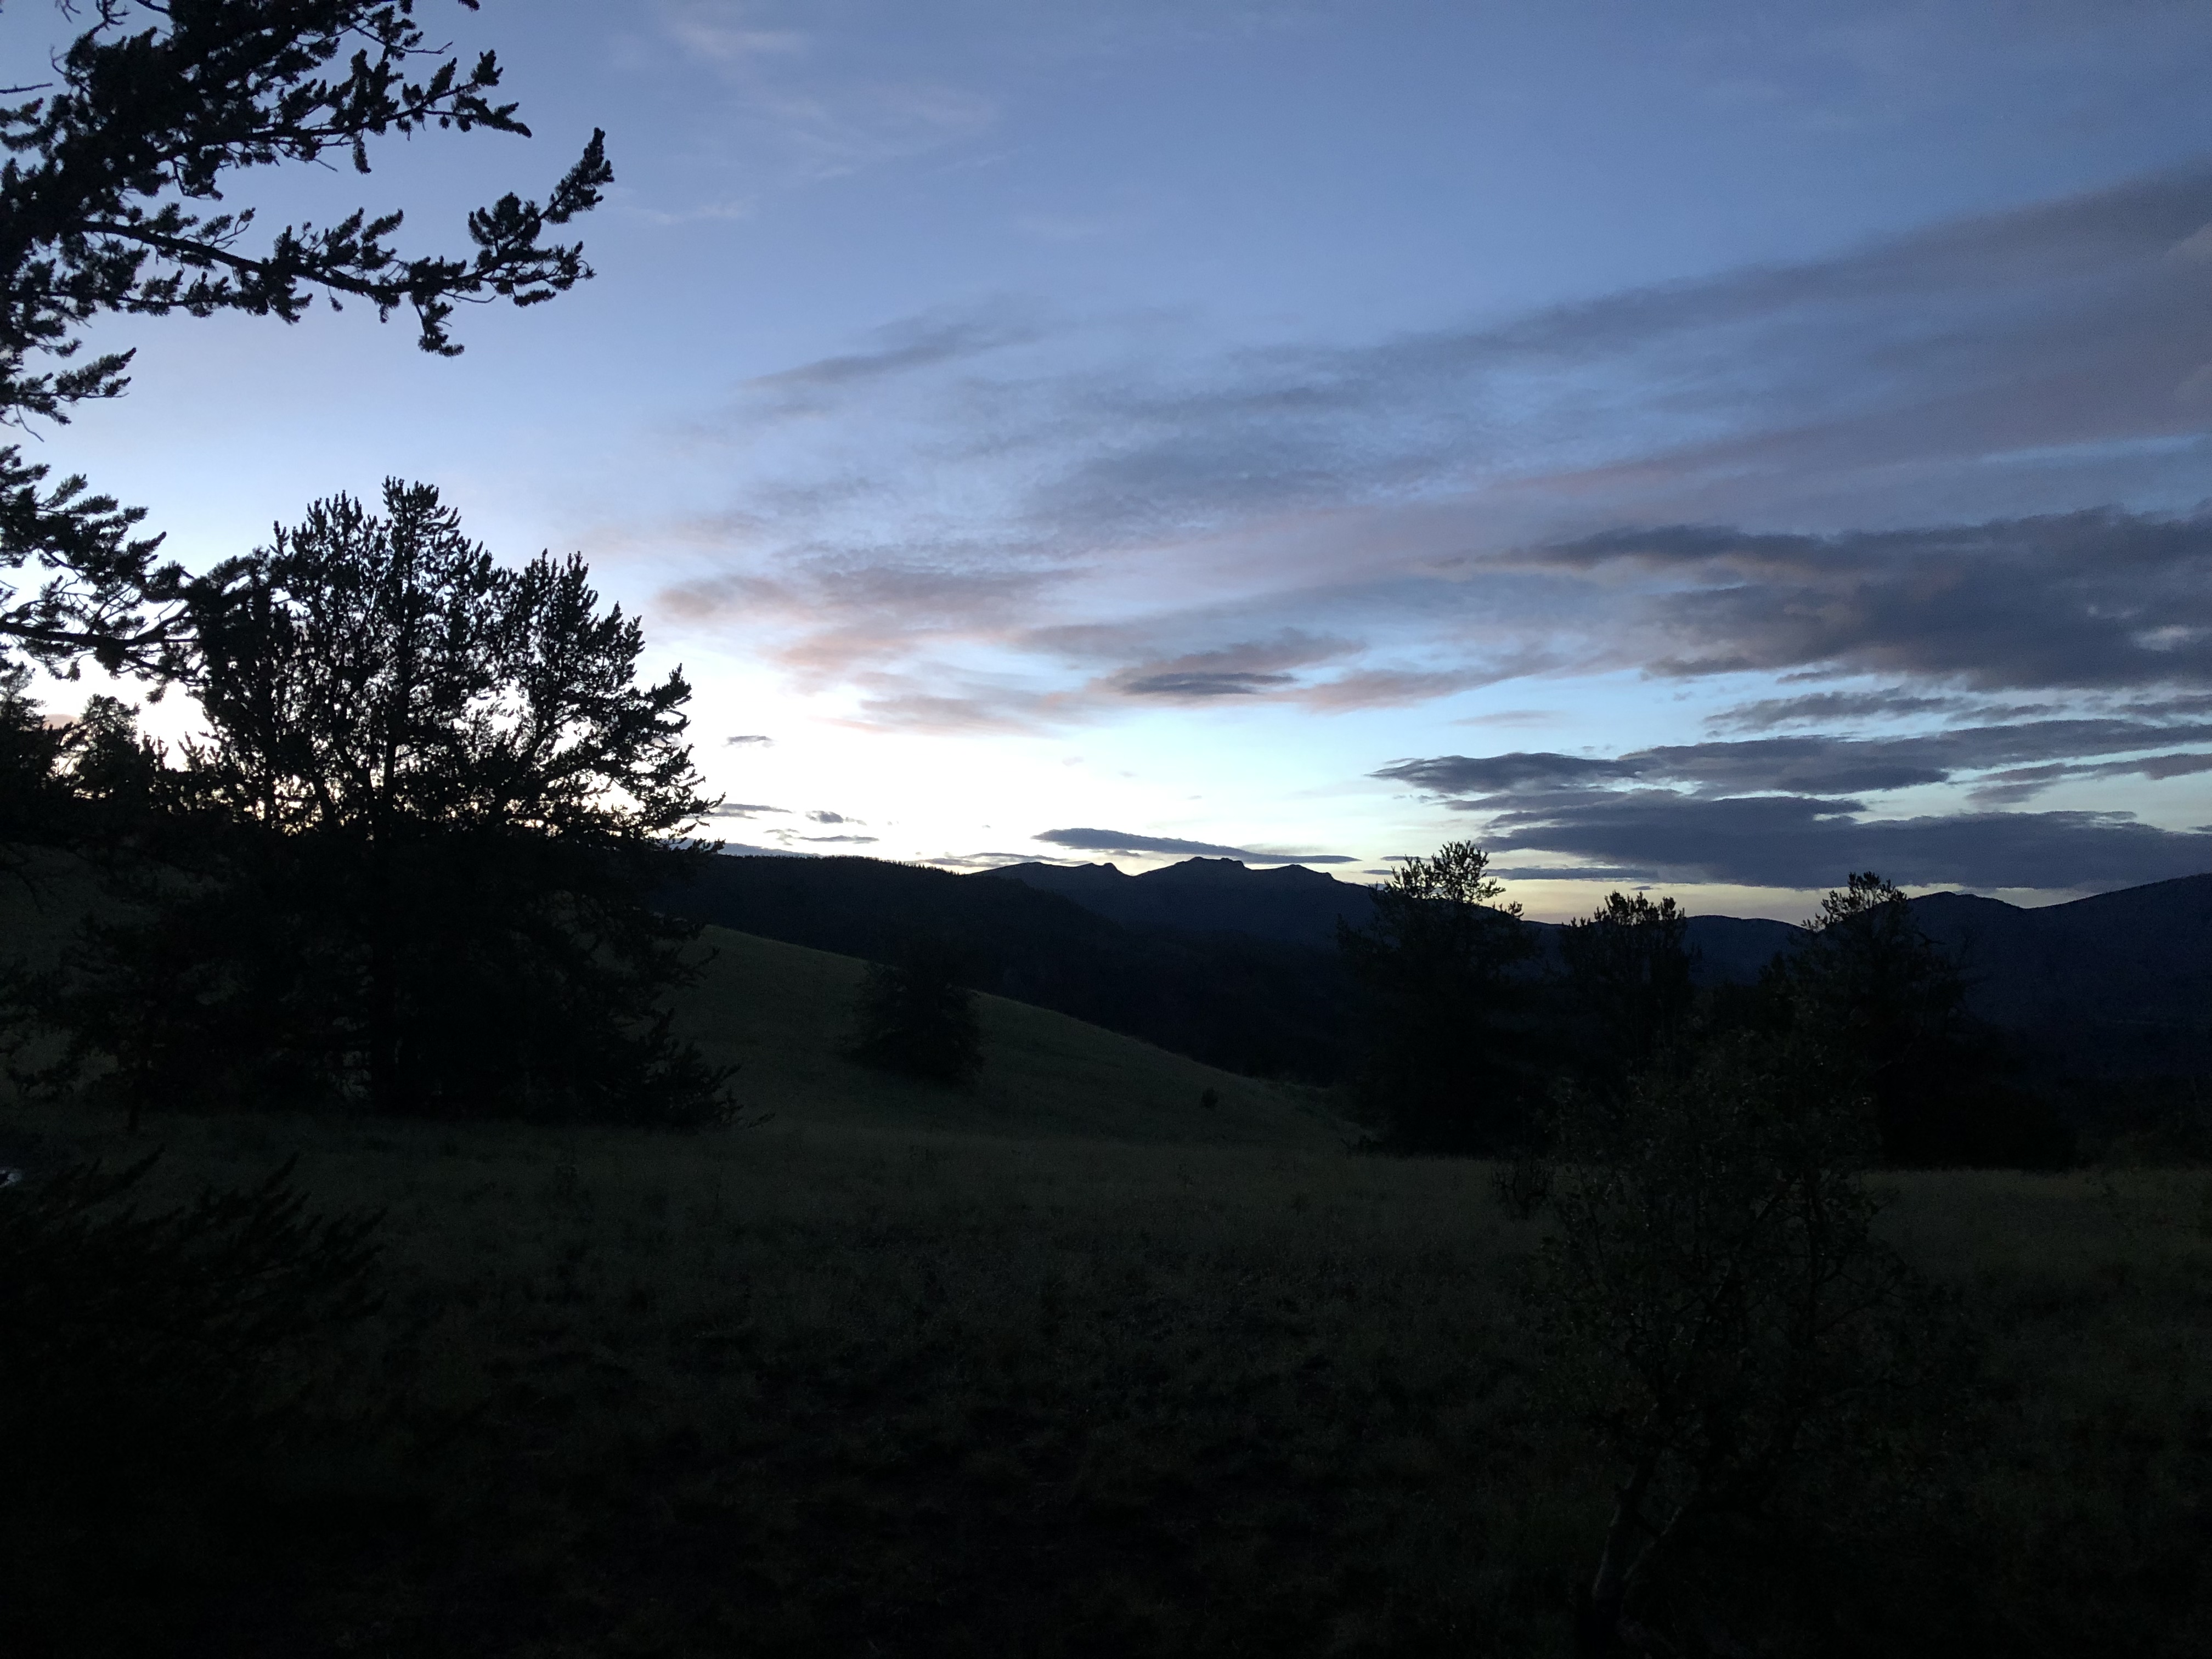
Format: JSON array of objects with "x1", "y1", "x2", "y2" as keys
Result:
[
  {"x1": 648, "y1": 167, "x2": 2212, "y2": 733},
  {"x1": 636, "y1": 1, "x2": 999, "y2": 215}
]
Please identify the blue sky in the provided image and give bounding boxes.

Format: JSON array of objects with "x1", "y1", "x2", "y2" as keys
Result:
[{"x1": 29, "y1": 0, "x2": 2212, "y2": 917}]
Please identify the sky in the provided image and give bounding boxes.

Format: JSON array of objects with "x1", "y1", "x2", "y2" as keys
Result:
[{"x1": 22, "y1": 0, "x2": 2212, "y2": 919}]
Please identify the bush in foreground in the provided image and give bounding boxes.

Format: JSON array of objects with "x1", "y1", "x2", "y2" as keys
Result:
[
  {"x1": 1529, "y1": 1040, "x2": 1978, "y2": 1656},
  {"x1": 0, "y1": 1154, "x2": 382, "y2": 1653}
]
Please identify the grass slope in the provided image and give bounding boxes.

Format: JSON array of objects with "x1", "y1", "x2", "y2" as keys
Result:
[
  {"x1": 0, "y1": 852, "x2": 1342, "y2": 1148},
  {"x1": 674, "y1": 923, "x2": 1345, "y2": 1147}
]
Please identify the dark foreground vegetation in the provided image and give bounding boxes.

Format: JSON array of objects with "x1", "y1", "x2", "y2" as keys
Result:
[{"x1": 2, "y1": 1100, "x2": 2209, "y2": 1657}]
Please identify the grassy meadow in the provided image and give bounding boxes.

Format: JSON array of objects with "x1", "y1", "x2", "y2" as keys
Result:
[{"x1": 3, "y1": 893, "x2": 2210, "y2": 1654}]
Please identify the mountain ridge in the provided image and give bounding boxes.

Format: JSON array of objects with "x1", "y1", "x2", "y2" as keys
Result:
[{"x1": 979, "y1": 858, "x2": 2209, "y2": 1076}]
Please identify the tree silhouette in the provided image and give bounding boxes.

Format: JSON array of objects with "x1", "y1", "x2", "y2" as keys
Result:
[
  {"x1": 54, "y1": 481, "x2": 727, "y2": 1125},
  {"x1": 1560, "y1": 890, "x2": 1695, "y2": 1092},
  {"x1": 1337, "y1": 840, "x2": 1535, "y2": 1151},
  {"x1": 1770, "y1": 872, "x2": 2069, "y2": 1167},
  {"x1": 0, "y1": 0, "x2": 611, "y2": 678},
  {"x1": 1529, "y1": 1037, "x2": 1970, "y2": 1655},
  {"x1": 850, "y1": 938, "x2": 984, "y2": 1085}
]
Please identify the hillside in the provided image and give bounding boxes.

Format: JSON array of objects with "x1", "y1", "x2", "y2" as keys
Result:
[
  {"x1": 983, "y1": 857, "x2": 1376, "y2": 948},
  {"x1": 671, "y1": 923, "x2": 1343, "y2": 1148},
  {"x1": 1911, "y1": 875, "x2": 2212, "y2": 1076},
  {"x1": 984, "y1": 857, "x2": 2209, "y2": 1078},
  {"x1": 0, "y1": 856, "x2": 1340, "y2": 1148},
  {"x1": 658, "y1": 854, "x2": 1350, "y2": 1080}
]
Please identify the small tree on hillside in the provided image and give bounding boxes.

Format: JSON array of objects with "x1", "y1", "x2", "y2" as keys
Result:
[
  {"x1": 52, "y1": 481, "x2": 727, "y2": 1125},
  {"x1": 1337, "y1": 840, "x2": 1536, "y2": 1151},
  {"x1": 850, "y1": 938, "x2": 983, "y2": 1085}
]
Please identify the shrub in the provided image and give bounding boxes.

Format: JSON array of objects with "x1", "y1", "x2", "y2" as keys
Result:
[
  {"x1": 1526, "y1": 1039, "x2": 1976, "y2": 1655},
  {"x1": 850, "y1": 940, "x2": 984, "y2": 1084},
  {"x1": 0, "y1": 1154, "x2": 382, "y2": 1650}
]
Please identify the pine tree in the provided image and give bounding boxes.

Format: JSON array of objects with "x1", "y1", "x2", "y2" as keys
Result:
[
  {"x1": 1336, "y1": 840, "x2": 1536, "y2": 1151},
  {"x1": 54, "y1": 481, "x2": 728, "y2": 1125},
  {"x1": 850, "y1": 938, "x2": 984, "y2": 1085},
  {"x1": 0, "y1": 1, "x2": 611, "y2": 679}
]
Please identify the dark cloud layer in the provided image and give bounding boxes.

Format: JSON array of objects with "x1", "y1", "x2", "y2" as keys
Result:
[
  {"x1": 1379, "y1": 716, "x2": 2212, "y2": 804},
  {"x1": 1379, "y1": 714, "x2": 2212, "y2": 889},
  {"x1": 1539, "y1": 509, "x2": 2212, "y2": 692},
  {"x1": 1035, "y1": 827, "x2": 1356, "y2": 864},
  {"x1": 1470, "y1": 791, "x2": 2211, "y2": 892}
]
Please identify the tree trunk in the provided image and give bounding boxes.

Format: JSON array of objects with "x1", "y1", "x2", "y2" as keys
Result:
[
  {"x1": 366, "y1": 837, "x2": 398, "y2": 1115},
  {"x1": 1579, "y1": 1463, "x2": 1654, "y2": 1657}
]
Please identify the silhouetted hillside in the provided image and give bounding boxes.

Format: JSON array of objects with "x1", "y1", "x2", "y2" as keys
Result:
[
  {"x1": 656, "y1": 855, "x2": 1350, "y2": 1081},
  {"x1": 1910, "y1": 874, "x2": 2210, "y2": 1077},
  {"x1": 663, "y1": 855, "x2": 2205, "y2": 1085},
  {"x1": 981, "y1": 859, "x2": 2209, "y2": 1079},
  {"x1": 983, "y1": 859, "x2": 1377, "y2": 947}
]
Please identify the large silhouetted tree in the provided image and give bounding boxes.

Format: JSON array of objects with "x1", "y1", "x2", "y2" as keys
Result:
[
  {"x1": 1769, "y1": 872, "x2": 2069, "y2": 1167},
  {"x1": 55, "y1": 481, "x2": 727, "y2": 1124},
  {"x1": 1338, "y1": 840, "x2": 1536, "y2": 1151},
  {"x1": 0, "y1": 1, "x2": 610, "y2": 678},
  {"x1": 1560, "y1": 890, "x2": 1695, "y2": 1092}
]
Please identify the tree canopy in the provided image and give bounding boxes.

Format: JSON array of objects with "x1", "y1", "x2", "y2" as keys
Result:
[
  {"x1": 49, "y1": 481, "x2": 727, "y2": 1126},
  {"x1": 0, "y1": 0, "x2": 610, "y2": 678},
  {"x1": 1338, "y1": 840, "x2": 1537, "y2": 1152},
  {"x1": 1560, "y1": 890, "x2": 1695, "y2": 1091}
]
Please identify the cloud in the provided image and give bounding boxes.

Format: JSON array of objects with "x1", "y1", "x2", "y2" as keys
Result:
[
  {"x1": 1966, "y1": 749, "x2": 2212, "y2": 806},
  {"x1": 1378, "y1": 715, "x2": 2212, "y2": 804},
  {"x1": 1536, "y1": 509, "x2": 2212, "y2": 692},
  {"x1": 919, "y1": 850, "x2": 1096, "y2": 870},
  {"x1": 1122, "y1": 669, "x2": 1294, "y2": 697},
  {"x1": 737, "y1": 311, "x2": 1044, "y2": 409},
  {"x1": 1293, "y1": 667, "x2": 1500, "y2": 711},
  {"x1": 648, "y1": 3, "x2": 997, "y2": 201},
  {"x1": 707, "y1": 801, "x2": 783, "y2": 818},
  {"x1": 1377, "y1": 714, "x2": 2212, "y2": 890},
  {"x1": 1383, "y1": 752, "x2": 1634, "y2": 794},
  {"x1": 806, "y1": 809, "x2": 853, "y2": 823},
  {"x1": 725, "y1": 733, "x2": 774, "y2": 746},
  {"x1": 1034, "y1": 827, "x2": 1357, "y2": 864},
  {"x1": 1487, "y1": 864, "x2": 1666, "y2": 883},
  {"x1": 649, "y1": 167, "x2": 2212, "y2": 732},
  {"x1": 1462, "y1": 790, "x2": 2212, "y2": 893},
  {"x1": 1703, "y1": 690, "x2": 1977, "y2": 731}
]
